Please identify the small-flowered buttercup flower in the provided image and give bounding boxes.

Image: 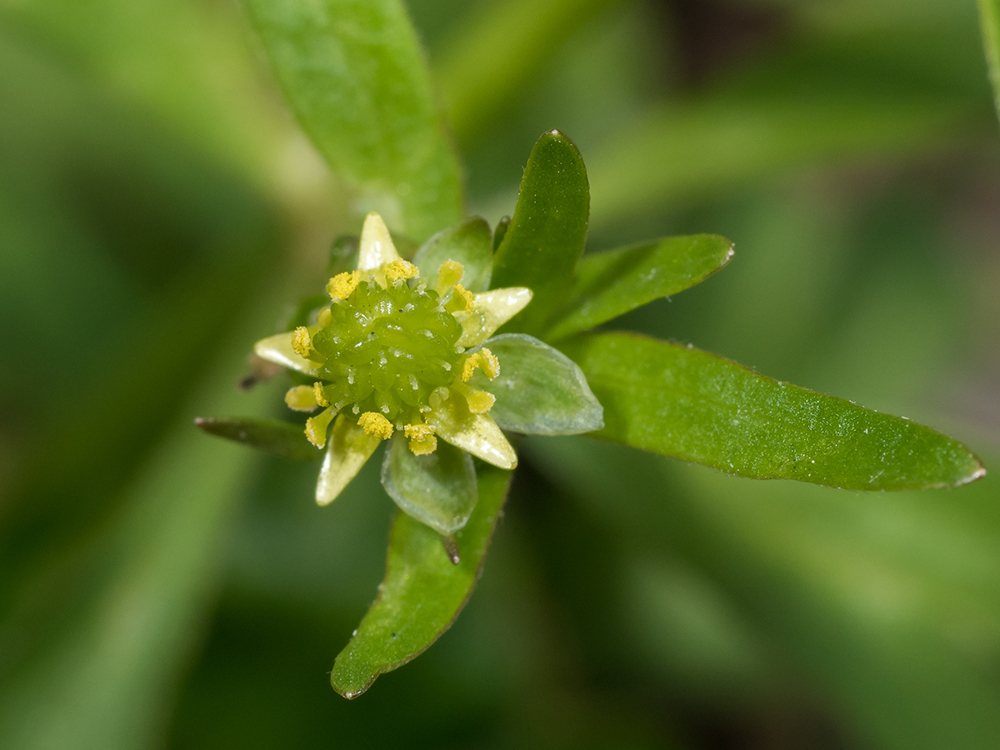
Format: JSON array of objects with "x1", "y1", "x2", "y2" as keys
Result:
[{"x1": 252, "y1": 212, "x2": 603, "y2": 541}]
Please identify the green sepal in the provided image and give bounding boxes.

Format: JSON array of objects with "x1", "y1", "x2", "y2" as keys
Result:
[
  {"x1": 468, "y1": 334, "x2": 603, "y2": 435},
  {"x1": 561, "y1": 332, "x2": 986, "y2": 491},
  {"x1": 331, "y1": 463, "x2": 512, "y2": 698},
  {"x1": 545, "y1": 234, "x2": 734, "y2": 341},
  {"x1": 381, "y1": 433, "x2": 479, "y2": 535},
  {"x1": 194, "y1": 417, "x2": 321, "y2": 462},
  {"x1": 412, "y1": 217, "x2": 493, "y2": 292},
  {"x1": 490, "y1": 130, "x2": 589, "y2": 333}
]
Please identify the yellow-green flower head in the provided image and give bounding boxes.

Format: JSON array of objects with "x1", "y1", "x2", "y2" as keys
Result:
[{"x1": 254, "y1": 213, "x2": 533, "y2": 507}]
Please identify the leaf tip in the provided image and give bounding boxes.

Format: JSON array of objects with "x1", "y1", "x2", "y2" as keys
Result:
[
  {"x1": 441, "y1": 534, "x2": 461, "y2": 565},
  {"x1": 955, "y1": 462, "x2": 987, "y2": 487},
  {"x1": 193, "y1": 416, "x2": 218, "y2": 435}
]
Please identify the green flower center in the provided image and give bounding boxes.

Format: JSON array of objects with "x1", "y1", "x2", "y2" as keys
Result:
[{"x1": 310, "y1": 279, "x2": 463, "y2": 421}]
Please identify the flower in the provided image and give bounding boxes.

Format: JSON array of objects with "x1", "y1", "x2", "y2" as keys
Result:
[{"x1": 252, "y1": 212, "x2": 602, "y2": 540}]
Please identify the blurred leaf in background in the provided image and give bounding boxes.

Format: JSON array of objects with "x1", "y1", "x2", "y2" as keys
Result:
[{"x1": 2, "y1": 0, "x2": 1000, "y2": 749}]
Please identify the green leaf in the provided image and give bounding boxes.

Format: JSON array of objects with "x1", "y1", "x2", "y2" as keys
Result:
[
  {"x1": 381, "y1": 433, "x2": 478, "y2": 535},
  {"x1": 331, "y1": 463, "x2": 512, "y2": 698},
  {"x1": 560, "y1": 332, "x2": 985, "y2": 491},
  {"x1": 412, "y1": 217, "x2": 493, "y2": 292},
  {"x1": 434, "y1": 0, "x2": 620, "y2": 141},
  {"x1": 244, "y1": 0, "x2": 463, "y2": 240},
  {"x1": 491, "y1": 130, "x2": 589, "y2": 333},
  {"x1": 195, "y1": 416, "x2": 321, "y2": 462},
  {"x1": 980, "y1": 0, "x2": 1000, "y2": 122},
  {"x1": 545, "y1": 235, "x2": 735, "y2": 341},
  {"x1": 587, "y1": 96, "x2": 970, "y2": 230},
  {"x1": 469, "y1": 334, "x2": 603, "y2": 435}
]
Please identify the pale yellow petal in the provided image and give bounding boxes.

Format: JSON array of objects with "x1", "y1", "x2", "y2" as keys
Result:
[
  {"x1": 455, "y1": 287, "x2": 533, "y2": 347},
  {"x1": 357, "y1": 212, "x2": 402, "y2": 271},
  {"x1": 285, "y1": 385, "x2": 318, "y2": 412},
  {"x1": 253, "y1": 332, "x2": 320, "y2": 375},
  {"x1": 316, "y1": 414, "x2": 382, "y2": 506},
  {"x1": 425, "y1": 388, "x2": 517, "y2": 470}
]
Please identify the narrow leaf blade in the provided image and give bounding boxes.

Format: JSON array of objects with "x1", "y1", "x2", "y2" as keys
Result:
[
  {"x1": 560, "y1": 332, "x2": 985, "y2": 490},
  {"x1": 195, "y1": 416, "x2": 321, "y2": 462},
  {"x1": 490, "y1": 130, "x2": 589, "y2": 332},
  {"x1": 244, "y1": 0, "x2": 463, "y2": 240},
  {"x1": 469, "y1": 333, "x2": 603, "y2": 435},
  {"x1": 980, "y1": 0, "x2": 1000, "y2": 122},
  {"x1": 331, "y1": 464, "x2": 512, "y2": 698},
  {"x1": 413, "y1": 217, "x2": 493, "y2": 292},
  {"x1": 545, "y1": 234, "x2": 735, "y2": 340}
]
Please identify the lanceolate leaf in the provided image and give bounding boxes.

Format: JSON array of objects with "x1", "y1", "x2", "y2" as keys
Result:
[
  {"x1": 413, "y1": 217, "x2": 493, "y2": 292},
  {"x1": 561, "y1": 332, "x2": 985, "y2": 491},
  {"x1": 469, "y1": 334, "x2": 603, "y2": 435},
  {"x1": 194, "y1": 416, "x2": 321, "y2": 462},
  {"x1": 545, "y1": 234, "x2": 735, "y2": 341},
  {"x1": 244, "y1": 0, "x2": 463, "y2": 240},
  {"x1": 331, "y1": 464, "x2": 512, "y2": 698},
  {"x1": 491, "y1": 130, "x2": 589, "y2": 333},
  {"x1": 980, "y1": 0, "x2": 1000, "y2": 121}
]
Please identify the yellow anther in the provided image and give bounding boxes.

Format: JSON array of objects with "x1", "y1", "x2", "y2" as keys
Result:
[
  {"x1": 404, "y1": 423, "x2": 434, "y2": 441},
  {"x1": 285, "y1": 385, "x2": 319, "y2": 412},
  {"x1": 358, "y1": 412, "x2": 394, "y2": 440},
  {"x1": 435, "y1": 260, "x2": 464, "y2": 294},
  {"x1": 383, "y1": 259, "x2": 418, "y2": 282},
  {"x1": 465, "y1": 389, "x2": 496, "y2": 414},
  {"x1": 291, "y1": 326, "x2": 312, "y2": 358},
  {"x1": 461, "y1": 347, "x2": 500, "y2": 382},
  {"x1": 446, "y1": 283, "x2": 475, "y2": 313},
  {"x1": 327, "y1": 270, "x2": 361, "y2": 301},
  {"x1": 312, "y1": 382, "x2": 330, "y2": 408},
  {"x1": 317, "y1": 306, "x2": 333, "y2": 326},
  {"x1": 408, "y1": 433, "x2": 438, "y2": 455},
  {"x1": 305, "y1": 407, "x2": 335, "y2": 448},
  {"x1": 404, "y1": 423, "x2": 438, "y2": 455}
]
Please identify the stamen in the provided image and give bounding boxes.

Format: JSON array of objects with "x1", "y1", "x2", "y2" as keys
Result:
[
  {"x1": 404, "y1": 423, "x2": 438, "y2": 455},
  {"x1": 305, "y1": 407, "x2": 336, "y2": 448},
  {"x1": 404, "y1": 423, "x2": 434, "y2": 441},
  {"x1": 461, "y1": 348, "x2": 500, "y2": 382},
  {"x1": 291, "y1": 326, "x2": 313, "y2": 358},
  {"x1": 312, "y1": 382, "x2": 330, "y2": 407},
  {"x1": 445, "y1": 283, "x2": 475, "y2": 313},
  {"x1": 383, "y1": 260, "x2": 418, "y2": 282},
  {"x1": 358, "y1": 412, "x2": 394, "y2": 440},
  {"x1": 435, "y1": 260, "x2": 464, "y2": 294},
  {"x1": 327, "y1": 271, "x2": 361, "y2": 301}
]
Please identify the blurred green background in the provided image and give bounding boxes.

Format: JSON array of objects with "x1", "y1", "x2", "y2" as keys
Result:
[{"x1": 2, "y1": 0, "x2": 1000, "y2": 747}]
